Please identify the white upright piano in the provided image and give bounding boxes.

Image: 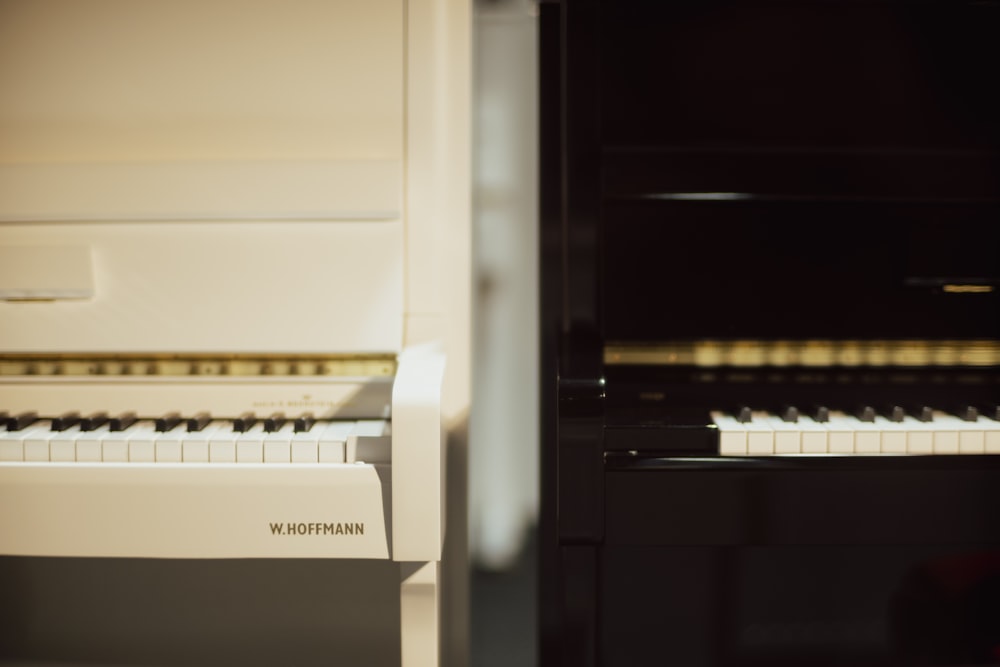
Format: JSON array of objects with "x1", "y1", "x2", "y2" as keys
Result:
[{"x1": 0, "y1": 1, "x2": 470, "y2": 665}]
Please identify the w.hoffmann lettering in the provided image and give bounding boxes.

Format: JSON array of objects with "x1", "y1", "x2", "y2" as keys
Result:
[{"x1": 269, "y1": 522, "x2": 365, "y2": 536}]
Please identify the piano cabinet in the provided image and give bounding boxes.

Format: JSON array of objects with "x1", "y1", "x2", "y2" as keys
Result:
[
  {"x1": 539, "y1": 0, "x2": 1000, "y2": 665},
  {"x1": 0, "y1": 0, "x2": 471, "y2": 665}
]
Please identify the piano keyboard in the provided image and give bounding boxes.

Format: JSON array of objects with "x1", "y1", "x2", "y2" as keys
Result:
[
  {"x1": 711, "y1": 405, "x2": 1000, "y2": 456},
  {"x1": 0, "y1": 411, "x2": 390, "y2": 464}
]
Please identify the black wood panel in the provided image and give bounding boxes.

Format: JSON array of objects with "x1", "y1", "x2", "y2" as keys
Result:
[{"x1": 604, "y1": 458, "x2": 1000, "y2": 545}]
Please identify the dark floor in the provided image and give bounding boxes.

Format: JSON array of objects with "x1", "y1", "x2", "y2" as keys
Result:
[
  {"x1": 0, "y1": 529, "x2": 533, "y2": 667},
  {"x1": 470, "y1": 528, "x2": 538, "y2": 667}
]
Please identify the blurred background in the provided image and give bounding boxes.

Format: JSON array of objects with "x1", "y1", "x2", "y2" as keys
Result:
[{"x1": 469, "y1": 1, "x2": 538, "y2": 665}]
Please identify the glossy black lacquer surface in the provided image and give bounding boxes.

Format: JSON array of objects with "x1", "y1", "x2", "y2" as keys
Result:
[
  {"x1": 540, "y1": 0, "x2": 1000, "y2": 665},
  {"x1": 599, "y1": 0, "x2": 1000, "y2": 342},
  {"x1": 602, "y1": 457, "x2": 1000, "y2": 666}
]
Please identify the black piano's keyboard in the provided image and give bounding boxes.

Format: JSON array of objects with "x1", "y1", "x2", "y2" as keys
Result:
[
  {"x1": 711, "y1": 404, "x2": 1000, "y2": 456},
  {"x1": 0, "y1": 411, "x2": 389, "y2": 463}
]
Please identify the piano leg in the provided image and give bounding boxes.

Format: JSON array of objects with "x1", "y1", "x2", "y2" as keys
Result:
[{"x1": 400, "y1": 561, "x2": 440, "y2": 667}]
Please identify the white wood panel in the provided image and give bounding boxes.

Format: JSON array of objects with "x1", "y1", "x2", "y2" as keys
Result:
[
  {"x1": 0, "y1": 0, "x2": 403, "y2": 163},
  {"x1": 0, "y1": 221, "x2": 403, "y2": 353},
  {"x1": 0, "y1": 160, "x2": 401, "y2": 222},
  {"x1": 0, "y1": 462, "x2": 391, "y2": 558}
]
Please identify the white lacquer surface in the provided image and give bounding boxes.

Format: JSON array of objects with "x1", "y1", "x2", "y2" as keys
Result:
[
  {"x1": 0, "y1": 222, "x2": 404, "y2": 355},
  {"x1": 0, "y1": 462, "x2": 390, "y2": 559},
  {"x1": 392, "y1": 344, "x2": 447, "y2": 562}
]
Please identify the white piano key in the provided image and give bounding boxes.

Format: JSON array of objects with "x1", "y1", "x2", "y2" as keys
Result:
[
  {"x1": 0, "y1": 430, "x2": 20, "y2": 461},
  {"x1": 710, "y1": 411, "x2": 747, "y2": 456},
  {"x1": 745, "y1": 413, "x2": 774, "y2": 456},
  {"x1": 352, "y1": 417, "x2": 392, "y2": 463},
  {"x1": 903, "y1": 416, "x2": 934, "y2": 454},
  {"x1": 76, "y1": 425, "x2": 110, "y2": 462},
  {"x1": 353, "y1": 419, "x2": 390, "y2": 436},
  {"x1": 319, "y1": 421, "x2": 354, "y2": 463},
  {"x1": 764, "y1": 414, "x2": 801, "y2": 454},
  {"x1": 985, "y1": 415, "x2": 1000, "y2": 454},
  {"x1": 956, "y1": 415, "x2": 986, "y2": 454},
  {"x1": 155, "y1": 427, "x2": 185, "y2": 462},
  {"x1": 291, "y1": 426, "x2": 322, "y2": 463},
  {"x1": 128, "y1": 423, "x2": 158, "y2": 462},
  {"x1": 345, "y1": 424, "x2": 364, "y2": 463},
  {"x1": 24, "y1": 424, "x2": 58, "y2": 461},
  {"x1": 0, "y1": 421, "x2": 50, "y2": 461},
  {"x1": 930, "y1": 412, "x2": 961, "y2": 454},
  {"x1": 236, "y1": 423, "x2": 266, "y2": 463},
  {"x1": 347, "y1": 419, "x2": 389, "y2": 454},
  {"x1": 50, "y1": 426, "x2": 84, "y2": 462},
  {"x1": 209, "y1": 423, "x2": 239, "y2": 463},
  {"x1": 875, "y1": 415, "x2": 907, "y2": 454},
  {"x1": 797, "y1": 416, "x2": 828, "y2": 454},
  {"x1": 836, "y1": 413, "x2": 880, "y2": 454},
  {"x1": 264, "y1": 423, "x2": 295, "y2": 463},
  {"x1": 183, "y1": 421, "x2": 224, "y2": 462},
  {"x1": 102, "y1": 421, "x2": 146, "y2": 462},
  {"x1": 353, "y1": 435, "x2": 391, "y2": 463},
  {"x1": 0, "y1": 424, "x2": 16, "y2": 460},
  {"x1": 824, "y1": 413, "x2": 855, "y2": 455}
]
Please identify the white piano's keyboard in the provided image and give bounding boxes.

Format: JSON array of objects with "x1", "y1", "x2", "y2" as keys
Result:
[
  {"x1": 0, "y1": 345, "x2": 446, "y2": 562},
  {"x1": 0, "y1": 410, "x2": 396, "y2": 559},
  {"x1": 0, "y1": 411, "x2": 390, "y2": 464},
  {"x1": 712, "y1": 405, "x2": 1000, "y2": 456}
]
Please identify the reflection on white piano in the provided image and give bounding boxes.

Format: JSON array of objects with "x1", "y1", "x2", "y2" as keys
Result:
[{"x1": 712, "y1": 405, "x2": 1000, "y2": 456}]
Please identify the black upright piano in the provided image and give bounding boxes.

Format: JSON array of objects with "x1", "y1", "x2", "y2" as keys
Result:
[{"x1": 539, "y1": 0, "x2": 1000, "y2": 665}]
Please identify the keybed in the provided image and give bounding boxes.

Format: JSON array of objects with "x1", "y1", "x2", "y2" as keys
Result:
[
  {"x1": 712, "y1": 404, "x2": 1000, "y2": 456},
  {"x1": 0, "y1": 412, "x2": 390, "y2": 464}
]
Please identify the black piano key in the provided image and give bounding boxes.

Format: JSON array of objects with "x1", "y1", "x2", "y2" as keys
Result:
[
  {"x1": 812, "y1": 406, "x2": 830, "y2": 423},
  {"x1": 881, "y1": 405, "x2": 905, "y2": 423},
  {"x1": 186, "y1": 411, "x2": 212, "y2": 432},
  {"x1": 779, "y1": 405, "x2": 799, "y2": 423},
  {"x1": 264, "y1": 412, "x2": 287, "y2": 432},
  {"x1": 908, "y1": 405, "x2": 934, "y2": 422},
  {"x1": 980, "y1": 403, "x2": 1000, "y2": 421},
  {"x1": 734, "y1": 406, "x2": 753, "y2": 423},
  {"x1": 80, "y1": 411, "x2": 109, "y2": 431},
  {"x1": 5, "y1": 411, "x2": 38, "y2": 431},
  {"x1": 155, "y1": 411, "x2": 182, "y2": 432},
  {"x1": 294, "y1": 412, "x2": 316, "y2": 433},
  {"x1": 109, "y1": 411, "x2": 138, "y2": 432},
  {"x1": 51, "y1": 411, "x2": 81, "y2": 432},
  {"x1": 232, "y1": 412, "x2": 257, "y2": 432},
  {"x1": 855, "y1": 405, "x2": 876, "y2": 423},
  {"x1": 954, "y1": 405, "x2": 979, "y2": 422}
]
